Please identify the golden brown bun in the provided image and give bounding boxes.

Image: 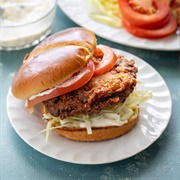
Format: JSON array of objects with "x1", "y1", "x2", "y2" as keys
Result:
[
  {"x1": 43, "y1": 105, "x2": 139, "y2": 142},
  {"x1": 11, "y1": 28, "x2": 97, "y2": 99}
]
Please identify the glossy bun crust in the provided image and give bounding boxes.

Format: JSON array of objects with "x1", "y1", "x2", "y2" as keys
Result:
[
  {"x1": 43, "y1": 106, "x2": 139, "y2": 142},
  {"x1": 11, "y1": 28, "x2": 97, "y2": 99}
]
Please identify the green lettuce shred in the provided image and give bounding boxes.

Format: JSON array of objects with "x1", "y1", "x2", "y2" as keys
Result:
[
  {"x1": 42, "y1": 89, "x2": 152, "y2": 141},
  {"x1": 88, "y1": 0, "x2": 122, "y2": 27}
]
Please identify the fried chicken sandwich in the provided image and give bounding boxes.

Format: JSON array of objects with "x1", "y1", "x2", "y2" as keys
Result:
[{"x1": 11, "y1": 27, "x2": 151, "y2": 142}]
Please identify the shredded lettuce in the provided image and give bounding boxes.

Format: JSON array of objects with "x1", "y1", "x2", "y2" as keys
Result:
[
  {"x1": 41, "y1": 89, "x2": 152, "y2": 141},
  {"x1": 88, "y1": 0, "x2": 122, "y2": 27}
]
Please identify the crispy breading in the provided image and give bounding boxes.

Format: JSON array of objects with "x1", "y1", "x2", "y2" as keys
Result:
[{"x1": 43, "y1": 56, "x2": 138, "y2": 119}]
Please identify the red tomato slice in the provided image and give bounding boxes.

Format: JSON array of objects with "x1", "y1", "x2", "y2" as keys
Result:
[
  {"x1": 93, "y1": 45, "x2": 117, "y2": 76},
  {"x1": 26, "y1": 60, "x2": 95, "y2": 108},
  {"x1": 118, "y1": 0, "x2": 170, "y2": 29},
  {"x1": 122, "y1": 14, "x2": 177, "y2": 39}
]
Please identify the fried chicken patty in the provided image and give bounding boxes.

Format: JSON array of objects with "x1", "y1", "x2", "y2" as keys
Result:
[{"x1": 43, "y1": 56, "x2": 138, "y2": 119}]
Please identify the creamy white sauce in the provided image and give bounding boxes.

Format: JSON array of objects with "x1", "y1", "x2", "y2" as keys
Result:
[
  {"x1": 1, "y1": 0, "x2": 53, "y2": 26},
  {"x1": 46, "y1": 113, "x2": 128, "y2": 128},
  {"x1": 29, "y1": 88, "x2": 55, "y2": 101},
  {"x1": 79, "y1": 116, "x2": 128, "y2": 128},
  {"x1": 0, "y1": 0, "x2": 56, "y2": 49},
  {"x1": 44, "y1": 111, "x2": 128, "y2": 128}
]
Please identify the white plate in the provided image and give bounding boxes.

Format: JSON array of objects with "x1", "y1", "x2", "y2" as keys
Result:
[
  {"x1": 58, "y1": 0, "x2": 179, "y2": 51},
  {"x1": 7, "y1": 49, "x2": 172, "y2": 164}
]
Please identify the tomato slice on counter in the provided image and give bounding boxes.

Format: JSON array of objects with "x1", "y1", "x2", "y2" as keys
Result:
[
  {"x1": 122, "y1": 14, "x2": 177, "y2": 39},
  {"x1": 26, "y1": 60, "x2": 95, "y2": 108},
  {"x1": 93, "y1": 45, "x2": 117, "y2": 76},
  {"x1": 118, "y1": 0, "x2": 170, "y2": 29}
]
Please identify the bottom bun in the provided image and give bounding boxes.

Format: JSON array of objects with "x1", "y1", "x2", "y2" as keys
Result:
[{"x1": 51, "y1": 108, "x2": 139, "y2": 142}]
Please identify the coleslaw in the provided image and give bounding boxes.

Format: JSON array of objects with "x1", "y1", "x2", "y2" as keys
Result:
[{"x1": 42, "y1": 89, "x2": 152, "y2": 142}]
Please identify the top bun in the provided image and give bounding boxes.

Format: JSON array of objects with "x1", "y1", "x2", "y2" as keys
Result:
[{"x1": 11, "y1": 28, "x2": 97, "y2": 99}]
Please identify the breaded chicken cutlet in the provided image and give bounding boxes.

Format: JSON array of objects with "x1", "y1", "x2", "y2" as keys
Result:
[{"x1": 43, "y1": 56, "x2": 138, "y2": 119}]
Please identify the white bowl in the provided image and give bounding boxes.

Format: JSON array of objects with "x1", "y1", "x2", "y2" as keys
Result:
[{"x1": 0, "y1": 0, "x2": 57, "y2": 50}]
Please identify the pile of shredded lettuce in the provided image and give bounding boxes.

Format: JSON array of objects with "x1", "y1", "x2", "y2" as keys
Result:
[
  {"x1": 88, "y1": 0, "x2": 122, "y2": 27},
  {"x1": 42, "y1": 89, "x2": 152, "y2": 142}
]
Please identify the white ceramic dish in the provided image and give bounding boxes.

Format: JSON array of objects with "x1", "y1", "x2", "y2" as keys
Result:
[
  {"x1": 58, "y1": 0, "x2": 179, "y2": 51},
  {"x1": 7, "y1": 49, "x2": 172, "y2": 164}
]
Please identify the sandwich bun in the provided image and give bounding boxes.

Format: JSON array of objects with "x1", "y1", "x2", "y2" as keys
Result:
[{"x1": 11, "y1": 27, "x2": 97, "y2": 99}]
